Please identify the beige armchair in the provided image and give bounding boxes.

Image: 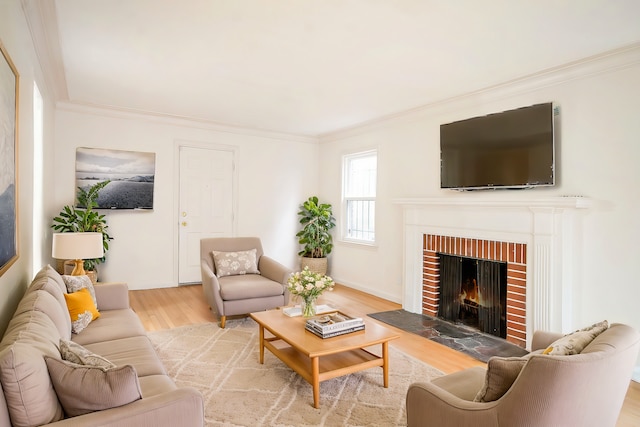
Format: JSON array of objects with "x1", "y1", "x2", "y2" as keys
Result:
[
  {"x1": 406, "y1": 323, "x2": 640, "y2": 427},
  {"x1": 200, "y1": 237, "x2": 292, "y2": 328}
]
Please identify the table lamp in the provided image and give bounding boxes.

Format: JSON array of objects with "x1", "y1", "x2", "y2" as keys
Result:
[{"x1": 52, "y1": 232, "x2": 104, "y2": 276}]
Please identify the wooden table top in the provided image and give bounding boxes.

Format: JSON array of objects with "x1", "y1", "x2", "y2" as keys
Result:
[{"x1": 250, "y1": 308, "x2": 400, "y2": 358}]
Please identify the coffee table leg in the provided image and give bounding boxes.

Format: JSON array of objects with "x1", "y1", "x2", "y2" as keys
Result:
[
  {"x1": 312, "y1": 356, "x2": 320, "y2": 408},
  {"x1": 258, "y1": 325, "x2": 265, "y2": 364},
  {"x1": 382, "y1": 341, "x2": 389, "y2": 388}
]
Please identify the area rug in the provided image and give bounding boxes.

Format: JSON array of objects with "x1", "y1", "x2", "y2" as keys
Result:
[
  {"x1": 368, "y1": 310, "x2": 528, "y2": 363},
  {"x1": 147, "y1": 319, "x2": 443, "y2": 427}
]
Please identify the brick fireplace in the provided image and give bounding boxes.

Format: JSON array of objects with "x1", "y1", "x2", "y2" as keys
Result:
[
  {"x1": 422, "y1": 234, "x2": 527, "y2": 347},
  {"x1": 397, "y1": 196, "x2": 591, "y2": 349}
]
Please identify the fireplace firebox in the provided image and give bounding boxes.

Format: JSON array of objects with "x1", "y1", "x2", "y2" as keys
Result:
[
  {"x1": 437, "y1": 253, "x2": 507, "y2": 338},
  {"x1": 422, "y1": 234, "x2": 527, "y2": 347}
]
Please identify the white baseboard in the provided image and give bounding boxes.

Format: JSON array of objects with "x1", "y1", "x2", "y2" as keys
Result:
[{"x1": 332, "y1": 277, "x2": 401, "y2": 305}]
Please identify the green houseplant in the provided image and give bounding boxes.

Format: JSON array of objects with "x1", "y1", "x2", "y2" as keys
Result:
[
  {"x1": 51, "y1": 180, "x2": 113, "y2": 276},
  {"x1": 296, "y1": 196, "x2": 336, "y2": 275}
]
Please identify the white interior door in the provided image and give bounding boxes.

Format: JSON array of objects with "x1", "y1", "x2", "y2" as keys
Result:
[{"x1": 178, "y1": 146, "x2": 234, "y2": 283}]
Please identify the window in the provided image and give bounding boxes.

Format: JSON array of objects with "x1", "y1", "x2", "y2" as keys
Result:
[
  {"x1": 342, "y1": 150, "x2": 377, "y2": 243},
  {"x1": 32, "y1": 82, "x2": 44, "y2": 275}
]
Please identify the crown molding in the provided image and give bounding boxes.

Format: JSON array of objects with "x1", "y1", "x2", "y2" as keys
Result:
[
  {"x1": 56, "y1": 101, "x2": 319, "y2": 144},
  {"x1": 319, "y1": 42, "x2": 640, "y2": 143},
  {"x1": 21, "y1": 0, "x2": 68, "y2": 101}
]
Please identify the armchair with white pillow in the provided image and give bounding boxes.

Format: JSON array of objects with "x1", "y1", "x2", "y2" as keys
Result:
[
  {"x1": 406, "y1": 322, "x2": 640, "y2": 427},
  {"x1": 200, "y1": 237, "x2": 292, "y2": 328}
]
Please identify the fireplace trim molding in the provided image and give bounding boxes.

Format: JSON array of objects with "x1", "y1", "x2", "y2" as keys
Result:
[{"x1": 395, "y1": 196, "x2": 591, "y2": 348}]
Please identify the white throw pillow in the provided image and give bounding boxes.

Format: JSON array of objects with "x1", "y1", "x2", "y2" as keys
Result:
[
  {"x1": 543, "y1": 320, "x2": 609, "y2": 355},
  {"x1": 59, "y1": 339, "x2": 116, "y2": 370},
  {"x1": 212, "y1": 249, "x2": 260, "y2": 277}
]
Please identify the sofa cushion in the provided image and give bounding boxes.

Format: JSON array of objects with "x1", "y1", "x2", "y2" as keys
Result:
[
  {"x1": 72, "y1": 309, "x2": 148, "y2": 346},
  {"x1": 0, "y1": 309, "x2": 62, "y2": 354},
  {"x1": 138, "y1": 374, "x2": 179, "y2": 398},
  {"x1": 543, "y1": 320, "x2": 609, "y2": 355},
  {"x1": 45, "y1": 356, "x2": 142, "y2": 417},
  {"x1": 65, "y1": 288, "x2": 101, "y2": 334},
  {"x1": 13, "y1": 290, "x2": 71, "y2": 341},
  {"x1": 212, "y1": 249, "x2": 260, "y2": 277},
  {"x1": 431, "y1": 366, "x2": 487, "y2": 401},
  {"x1": 33, "y1": 264, "x2": 67, "y2": 296},
  {"x1": 62, "y1": 274, "x2": 98, "y2": 309},
  {"x1": 0, "y1": 309, "x2": 65, "y2": 426},
  {"x1": 474, "y1": 356, "x2": 528, "y2": 402},
  {"x1": 60, "y1": 339, "x2": 116, "y2": 369},
  {"x1": 0, "y1": 341, "x2": 64, "y2": 426},
  {"x1": 28, "y1": 269, "x2": 72, "y2": 339},
  {"x1": 219, "y1": 274, "x2": 284, "y2": 301},
  {"x1": 82, "y1": 336, "x2": 167, "y2": 377}
]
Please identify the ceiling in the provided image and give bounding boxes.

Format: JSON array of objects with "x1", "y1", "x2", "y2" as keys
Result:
[{"x1": 27, "y1": 0, "x2": 640, "y2": 137}]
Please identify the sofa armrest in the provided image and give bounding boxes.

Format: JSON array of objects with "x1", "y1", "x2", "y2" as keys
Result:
[
  {"x1": 531, "y1": 330, "x2": 563, "y2": 351},
  {"x1": 258, "y1": 256, "x2": 292, "y2": 284},
  {"x1": 46, "y1": 387, "x2": 204, "y2": 427},
  {"x1": 406, "y1": 380, "x2": 499, "y2": 427},
  {"x1": 201, "y1": 261, "x2": 223, "y2": 314},
  {"x1": 259, "y1": 256, "x2": 292, "y2": 304},
  {"x1": 94, "y1": 282, "x2": 130, "y2": 310}
]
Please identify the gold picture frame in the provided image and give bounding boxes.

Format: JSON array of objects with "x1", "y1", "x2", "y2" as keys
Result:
[{"x1": 0, "y1": 41, "x2": 19, "y2": 277}]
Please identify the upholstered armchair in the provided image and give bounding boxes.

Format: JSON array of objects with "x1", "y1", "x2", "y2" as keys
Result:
[
  {"x1": 200, "y1": 237, "x2": 292, "y2": 328},
  {"x1": 406, "y1": 323, "x2": 640, "y2": 427}
]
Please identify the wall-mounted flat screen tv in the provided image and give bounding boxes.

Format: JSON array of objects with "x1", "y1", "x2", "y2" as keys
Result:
[{"x1": 440, "y1": 102, "x2": 556, "y2": 190}]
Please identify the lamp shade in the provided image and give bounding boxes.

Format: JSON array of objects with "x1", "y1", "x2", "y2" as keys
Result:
[{"x1": 52, "y1": 232, "x2": 104, "y2": 260}]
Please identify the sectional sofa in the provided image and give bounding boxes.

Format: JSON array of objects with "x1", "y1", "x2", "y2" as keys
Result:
[{"x1": 0, "y1": 265, "x2": 204, "y2": 426}]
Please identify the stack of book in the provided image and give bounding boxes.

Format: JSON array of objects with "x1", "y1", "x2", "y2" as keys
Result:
[{"x1": 305, "y1": 312, "x2": 365, "y2": 338}]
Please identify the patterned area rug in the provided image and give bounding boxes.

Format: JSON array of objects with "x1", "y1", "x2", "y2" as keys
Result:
[
  {"x1": 148, "y1": 319, "x2": 443, "y2": 427},
  {"x1": 368, "y1": 310, "x2": 528, "y2": 363}
]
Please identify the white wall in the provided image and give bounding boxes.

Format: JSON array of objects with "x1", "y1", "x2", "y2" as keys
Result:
[
  {"x1": 53, "y1": 106, "x2": 319, "y2": 289},
  {"x1": 320, "y1": 46, "x2": 640, "y2": 345},
  {"x1": 0, "y1": 0, "x2": 58, "y2": 335}
]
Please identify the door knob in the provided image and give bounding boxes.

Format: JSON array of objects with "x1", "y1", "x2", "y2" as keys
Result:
[{"x1": 181, "y1": 221, "x2": 187, "y2": 227}]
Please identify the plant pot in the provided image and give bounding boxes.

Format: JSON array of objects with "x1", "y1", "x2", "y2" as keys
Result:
[{"x1": 300, "y1": 257, "x2": 328, "y2": 275}]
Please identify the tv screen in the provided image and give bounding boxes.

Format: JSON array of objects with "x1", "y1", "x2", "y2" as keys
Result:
[{"x1": 440, "y1": 103, "x2": 555, "y2": 190}]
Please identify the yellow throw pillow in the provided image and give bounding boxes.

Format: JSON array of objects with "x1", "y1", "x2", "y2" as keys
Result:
[{"x1": 64, "y1": 288, "x2": 100, "y2": 334}]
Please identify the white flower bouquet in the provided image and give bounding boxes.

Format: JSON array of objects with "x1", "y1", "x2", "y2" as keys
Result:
[{"x1": 287, "y1": 266, "x2": 335, "y2": 316}]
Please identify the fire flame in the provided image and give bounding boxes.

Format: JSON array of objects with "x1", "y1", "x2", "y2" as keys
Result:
[{"x1": 459, "y1": 279, "x2": 485, "y2": 306}]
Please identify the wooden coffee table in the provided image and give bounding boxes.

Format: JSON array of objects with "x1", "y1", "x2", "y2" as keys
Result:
[{"x1": 250, "y1": 309, "x2": 400, "y2": 408}]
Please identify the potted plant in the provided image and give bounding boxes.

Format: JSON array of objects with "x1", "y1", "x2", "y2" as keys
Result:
[
  {"x1": 296, "y1": 196, "x2": 336, "y2": 275},
  {"x1": 51, "y1": 180, "x2": 113, "y2": 282}
]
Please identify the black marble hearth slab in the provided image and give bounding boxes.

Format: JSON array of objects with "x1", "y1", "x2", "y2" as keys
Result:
[{"x1": 368, "y1": 309, "x2": 529, "y2": 362}]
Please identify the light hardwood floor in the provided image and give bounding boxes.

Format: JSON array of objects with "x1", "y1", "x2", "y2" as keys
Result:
[{"x1": 129, "y1": 283, "x2": 640, "y2": 426}]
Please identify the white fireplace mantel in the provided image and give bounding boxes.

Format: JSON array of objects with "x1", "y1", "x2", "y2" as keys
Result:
[
  {"x1": 394, "y1": 196, "x2": 591, "y2": 345},
  {"x1": 393, "y1": 196, "x2": 592, "y2": 209}
]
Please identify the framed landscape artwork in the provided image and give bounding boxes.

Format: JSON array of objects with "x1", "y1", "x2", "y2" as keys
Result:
[
  {"x1": 0, "y1": 42, "x2": 19, "y2": 278},
  {"x1": 75, "y1": 147, "x2": 156, "y2": 210}
]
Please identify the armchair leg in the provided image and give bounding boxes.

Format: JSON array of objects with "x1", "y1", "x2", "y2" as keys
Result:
[{"x1": 220, "y1": 316, "x2": 226, "y2": 328}]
